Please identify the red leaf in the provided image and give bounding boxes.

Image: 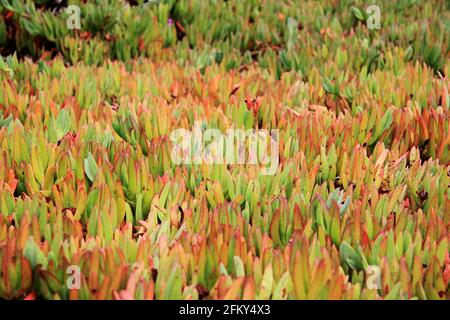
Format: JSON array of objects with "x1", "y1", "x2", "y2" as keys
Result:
[{"x1": 24, "y1": 292, "x2": 36, "y2": 300}]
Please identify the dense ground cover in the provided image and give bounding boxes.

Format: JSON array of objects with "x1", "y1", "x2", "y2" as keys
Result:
[{"x1": 0, "y1": 0, "x2": 449, "y2": 300}]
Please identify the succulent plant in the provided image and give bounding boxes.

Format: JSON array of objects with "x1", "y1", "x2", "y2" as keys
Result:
[{"x1": 0, "y1": 0, "x2": 448, "y2": 300}]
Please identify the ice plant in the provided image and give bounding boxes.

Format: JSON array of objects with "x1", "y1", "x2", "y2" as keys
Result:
[{"x1": 0, "y1": 0, "x2": 448, "y2": 300}]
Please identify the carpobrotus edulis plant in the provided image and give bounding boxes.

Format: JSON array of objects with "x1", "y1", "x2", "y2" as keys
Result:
[{"x1": 0, "y1": 0, "x2": 449, "y2": 300}]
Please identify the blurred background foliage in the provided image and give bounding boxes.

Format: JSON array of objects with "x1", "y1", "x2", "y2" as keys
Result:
[{"x1": 0, "y1": 0, "x2": 448, "y2": 77}]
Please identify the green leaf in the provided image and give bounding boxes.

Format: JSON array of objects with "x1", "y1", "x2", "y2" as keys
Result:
[
  {"x1": 322, "y1": 78, "x2": 340, "y2": 96},
  {"x1": 340, "y1": 241, "x2": 365, "y2": 271},
  {"x1": 0, "y1": 114, "x2": 13, "y2": 128},
  {"x1": 259, "y1": 264, "x2": 273, "y2": 299},
  {"x1": 380, "y1": 109, "x2": 393, "y2": 132},
  {"x1": 272, "y1": 272, "x2": 290, "y2": 300},
  {"x1": 404, "y1": 46, "x2": 414, "y2": 62},
  {"x1": 158, "y1": 183, "x2": 171, "y2": 208},
  {"x1": 84, "y1": 152, "x2": 98, "y2": 182},
  {"x1": 23, "y1": 237, "x2": 48, "y2": 269},
  {"x1": 351, "y1": 6, "x2": 365, "y2": 21},
  {"x1": 234, "y1": 256, "x2": 245, "y2": 277},
  {"x1": 56, "y1": 109, "x2": 70, "y2": 140},
  {"x1": 164, "y1": 264, "x2": 182, "y2": 300}
]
